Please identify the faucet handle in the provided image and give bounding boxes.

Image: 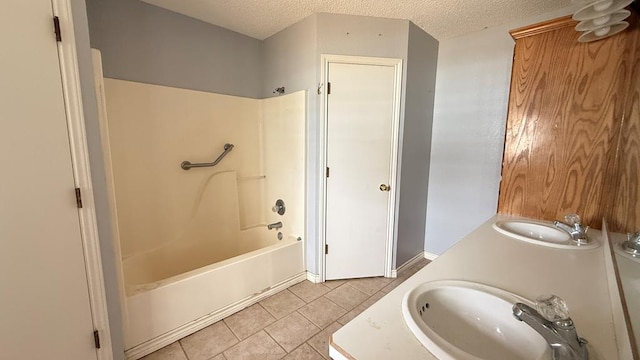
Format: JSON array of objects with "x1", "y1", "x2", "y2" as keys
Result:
[
  {"x1": 564, "y1": 214, "x2": 582, "y2": 226},
  {"x1": 628, "y1": 231, "x2": 640, "y2": 244},
  {"x1": 535, "y1": 294, "x2": 570, "y2": 322}
]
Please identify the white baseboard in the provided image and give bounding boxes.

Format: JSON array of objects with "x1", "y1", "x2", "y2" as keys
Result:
[
  {"x1": 306, "y1": 271, "x2": 321, "y2": 283},
  {"x1": 391, "y1": 251, "x2": 425, "y2": 277},
  {"x1": 125, "y1": 272, "x2": 307, "y2": 359},
  {"x1": 424, "y1": 251, "x2": 439, "y2": 261},
  {"x1": 390, "y1": 251, "x2": 440, "y2": 277}
]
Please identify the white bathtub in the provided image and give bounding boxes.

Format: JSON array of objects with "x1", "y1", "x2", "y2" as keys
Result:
[{"x1": 123, "y1": 228, "x2": 304, "y2": 359}]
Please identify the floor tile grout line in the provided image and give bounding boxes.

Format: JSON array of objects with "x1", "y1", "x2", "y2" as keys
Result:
[
  {"x1": 221, "y1": 318, "x2": 242, "y2": 343},
  {"x1": 287, "y1": 343, "x2": 311, "y2": 357},
  {"x1": 341, "y1": 281, "x2": 369, "y2": 295},
  {"x1": 326, "y1": 283, "x2": 369, "y2": 309},
  {"x1": 295, "y1": 308, "x2": 315, "y2": 327},
  {"x1": 289, "y1": 281, "x2": 331, "y2": 301},
  {"x1": 346, "y1": 280, "x2": 389, "y2": 296},
  {"x1": 178, "y1": 340, "x2": 190, "y2": 360},
  {"x1": 306, "y1": 340, "x2": 326, "y2": 359},
  {"x1": 260, "y1": 300, "x2": 279, "y2": 319},
  {"x1": 286, "y1": 288, "x2": 307, "y2": 304},
  {"x1": 262, "y1": 328, "x2": 290, "y2": 355},
  {"x1": 295, "y1": 308, "x2": 328, "y2": 330},
  {"x1": 205, "y1": 351, "x2": 223, "y2": 360},
  {"x1": 221, "y1": 320, "x2": 241, "y2": 344},
  {"x1": 260, "y1": 289, "x2": 306, "y2": 318},
  {"x1": 203, "y1": 321, "x2": 241, "y2": 359},
  {"x1": 275, "y1": 312, "x2": 323, "y2": 349},
  {"x1": 222, "y1": 304, "x2": 284, "y2": 353},
  {"x1": 307, "y1": 332, "x2": 331, "y2": 360},
  {"x1": 303, "y1": 293, "x2": 345, "y2": 308},
  {"x1": 318, "y1": 294, "x2": 350, "y2": 312},
  {"x1": 256, "y1": 300, "x2": 278, "y2": 319}
]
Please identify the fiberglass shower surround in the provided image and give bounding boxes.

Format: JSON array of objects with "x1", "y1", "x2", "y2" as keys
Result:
[{"x1": 96, "y1": 74, "x2": 305, "y2": 351}]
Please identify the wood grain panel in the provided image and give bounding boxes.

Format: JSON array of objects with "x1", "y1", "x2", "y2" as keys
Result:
[
  {"x1": 610, "y1": 19, "x2": 640, "y2": 233},
  {"x1": 509, "y1": 15, "x2": 574, "y2": 40},
  {"x1": 498, "y1": 17, "x2": 637, "y2": 230}
]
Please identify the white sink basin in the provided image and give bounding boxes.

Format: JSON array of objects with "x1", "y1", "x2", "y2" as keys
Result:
[
  {"x1": 402, "y1": 281, "x2": 551, "y2": 360},
  {"x1": 493, "y1": 220, "x2": 599, "y2": 249}
]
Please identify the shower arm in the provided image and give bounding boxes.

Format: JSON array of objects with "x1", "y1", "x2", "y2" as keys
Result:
[{"x1": 181, "y1": 143, "x2": 234, "y2": 170}]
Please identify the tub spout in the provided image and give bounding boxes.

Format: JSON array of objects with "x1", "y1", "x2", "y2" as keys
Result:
[{"x1": 267, "y1": 221, "x2": 283, "y2": 230}]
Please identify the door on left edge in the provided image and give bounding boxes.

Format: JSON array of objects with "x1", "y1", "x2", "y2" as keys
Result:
[{"x1": 0, "y1": 1, "x2": 98, "y2": 359}]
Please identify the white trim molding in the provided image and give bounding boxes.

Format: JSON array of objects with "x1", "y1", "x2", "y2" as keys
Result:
[
  {"x1": 391, "y1": 252, "x2": 426, "y2": 278},
  {"x1": 306, "y1": 271, "x2": 322, "y2": 283},
  {"x1": 318, "y1": 54, "x2": 404, "y2": 282},
  {"x1": 51, "y1": 1, "x2": 113, "y2": 359},
  {"x1": 390, "y1": 251, "x2": 439, "y2": 277},
  {"x1": 424, "y1": 251, "x2": 439, "y2": 261}
]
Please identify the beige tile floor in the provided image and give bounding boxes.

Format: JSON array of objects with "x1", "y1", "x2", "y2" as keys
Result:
[{"x1": 142, "y1": 259, "x2": 430, "y2": 360}]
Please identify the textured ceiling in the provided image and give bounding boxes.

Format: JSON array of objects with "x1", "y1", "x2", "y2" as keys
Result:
[{"x1": 140, "y1": 0, "x2": 573, "y2": 40}]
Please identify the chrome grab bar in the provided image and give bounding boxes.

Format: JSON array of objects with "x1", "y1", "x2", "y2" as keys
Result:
[{"x1": 181, "y1": 143, "x2": 234, "y2": 170}]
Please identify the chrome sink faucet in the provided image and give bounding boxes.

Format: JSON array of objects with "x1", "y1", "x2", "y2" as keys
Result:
[
  {"x1": 267, "y1": 221, "x2": 283, "y2": 230},
  {"x1": 553, "y1": 214, "x2": 589, "y2": 245},
  {"x1": 628, "y1": 230, "x2": 640, "y2": 244},
  {"x1": 622, "y1": 230, "x2": 640, "y2": 257},
  {"x1": 512, "y1": 295, "x2": 588, "y2": 360}
]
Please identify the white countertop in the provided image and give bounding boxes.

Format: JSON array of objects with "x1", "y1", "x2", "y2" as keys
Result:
[{"x1": 330, "y1": 214, "x2": 620, "y2": 359}]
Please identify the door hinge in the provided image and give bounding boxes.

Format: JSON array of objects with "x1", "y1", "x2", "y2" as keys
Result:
[
  {"x1": 75, "y1": 188, "x2": 83, "y2": 208},
  {"x1": 327, "y1": 82, "x2": 331, "y2": 95},
  {"x1": 93, "y1": 330, "x2": 101, "y2": 349},
  {"x1": 53, "y1": 16, "x2": 62, "y2": 42},
  {"x1": 325, "y1": 244, "x2": 329, "y2": 255},
  {"x1": 326, "y1": 167, "x2": 330, "y2": 178}
]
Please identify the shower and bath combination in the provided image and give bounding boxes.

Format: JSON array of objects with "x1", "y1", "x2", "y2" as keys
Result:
[{"x1": 96, "y1": 73, "x2": 306, "y2": 355}]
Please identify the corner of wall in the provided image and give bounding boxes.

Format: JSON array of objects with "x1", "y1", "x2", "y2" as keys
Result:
[
  {"x1": 70, "y1": 0, "x2": 124, "y2": 358},
  {"x1": 394, "y1": 21, "x2": 439, "y2": 267},
  {"x1": 424, "y1": 5, "x2": 582, "y2": 256}
]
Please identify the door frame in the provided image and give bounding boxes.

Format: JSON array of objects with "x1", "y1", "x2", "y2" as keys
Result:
[
  {"x1": 52, "y1": 1, "x2": 113, "y2": 358},
  {"x1": 318, "y1": 54, "x2": 403, "y2": 282}
]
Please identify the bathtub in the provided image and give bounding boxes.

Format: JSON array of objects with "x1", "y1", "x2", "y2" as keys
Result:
[{"x1": 123, "y1": 228, "x2": 304, "y2": 359}]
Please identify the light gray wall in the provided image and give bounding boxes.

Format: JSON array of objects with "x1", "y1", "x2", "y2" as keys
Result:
[
  {"x1": 315, "y1": 13, "x2": 409, "y2": 59},
  {"x1": 263, "y1": 13, "x2": 437, "y2": 273},
  {"x1": 262, "y1": 15, "x2": 317, "y2": 98},
  {"x1": 424, "y1": 6, "x2": 579, "y2": 255},
  {"x1": 85, "y1": 0, "x2": 263, "y2": 98},
  {"x1": 395, "y1": 23, "x2": 438, "y2": 267},
  {"x1": 262, "y1": 15, "x2": 318, "y2": 269},
  {"x1": 70, "y1": 0, "x2": 124, "y2": 358}
]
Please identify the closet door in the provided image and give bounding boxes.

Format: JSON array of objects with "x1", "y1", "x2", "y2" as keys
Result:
[
  {"x1": 323, "y1": 59, "x2": 401, "y2": 280},
  {"x1": 498, "y1": 15, "x2": 639, "y2": 231}
]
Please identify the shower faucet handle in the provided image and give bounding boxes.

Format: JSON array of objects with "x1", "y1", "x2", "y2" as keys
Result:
[{"x1": 272, "y1": 199, "x2": 286, "y2": 215}]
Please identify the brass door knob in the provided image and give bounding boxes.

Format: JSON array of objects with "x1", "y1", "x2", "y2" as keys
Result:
[{"x1": 379, "y1": 184, "x2": 390, "y2": 192}]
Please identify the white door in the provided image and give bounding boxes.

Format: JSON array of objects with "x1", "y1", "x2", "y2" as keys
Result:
[
  {"x1": 324, "y1": 61, "x2": 399, "y2": 280},
  {"x1": 0, "y1": 1, "x2": 99, "y2": 359}
]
